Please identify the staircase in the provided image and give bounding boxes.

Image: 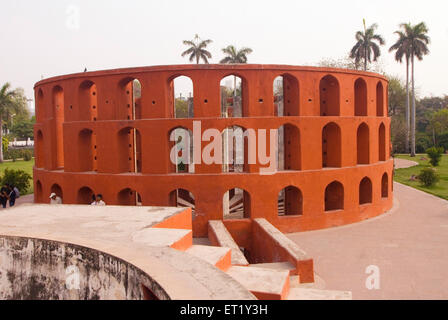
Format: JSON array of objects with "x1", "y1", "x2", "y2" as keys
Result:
[{"x1": 145, "y1": 209, "x2": 351, "y2": 300}]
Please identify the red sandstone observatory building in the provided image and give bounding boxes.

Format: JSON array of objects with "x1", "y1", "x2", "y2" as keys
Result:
[{"x1": 33, "y1": 64, "x2": 393, "y2": 237}]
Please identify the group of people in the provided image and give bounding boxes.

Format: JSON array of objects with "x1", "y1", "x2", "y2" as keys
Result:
[
  {"x1": 0, "y1": 184, "x2": 20, "y2": 208},
  {"x1": 49, "y1": 192, "x2": 106, "y2": 206}
]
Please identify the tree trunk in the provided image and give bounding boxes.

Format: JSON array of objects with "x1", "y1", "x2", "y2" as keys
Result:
[
  {"x1": 364, "y1": 46, "x2": 368, "y2": 71},
  {"x1": 410, "y1": 54, "x2": 416, "y2": 157},
  {"x1": 405, "y1": 58, "x2": 410, "y2": 154},
  {"x1": 0, "y1": 118, "x2": 3, "y2": 163}
]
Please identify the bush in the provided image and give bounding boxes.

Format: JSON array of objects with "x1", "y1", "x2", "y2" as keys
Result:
[
  {"x1": 426, "y1": 147, "x2": 444, "y2": 167},
  {"x1": 0, "y1": 168, "x2": 32, "y2": 194},
  {"x1": 3, "y1": 148, "x2": 34, "y2": 161},
  {"x1": 23, "y1": 150, "x2": 32, "y2": 161},
  {"x1": 417, "y1": 167, "x2": 440, "y2": 187}
]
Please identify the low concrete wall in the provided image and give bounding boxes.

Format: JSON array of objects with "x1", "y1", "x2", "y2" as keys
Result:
[
  {"x1": 208, "y1": 221, "x2": 249, "y2": 266},
  {"x1": 0, "y1": 236, "x2": 168, "y2": 300},
  {"x1": 251, "y1": 219, "x2": 314, "y2": 283}
]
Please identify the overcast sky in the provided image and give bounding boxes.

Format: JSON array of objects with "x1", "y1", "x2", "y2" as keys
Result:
[{"x1": 1, "y1": 0, "x2": 447, "y2": 112}]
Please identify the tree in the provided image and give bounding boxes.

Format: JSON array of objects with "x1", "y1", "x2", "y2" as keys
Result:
[
  {"x1": 219, "y1": 45, "x2": 253, "y2": 102},
  {"x1": 181, "y1": 34, "x2": 213, "y2": 64},
  {"x1": 0, "y1": 83, "x2": 27, "y2": 163},
  {"x1": 349, "y1": 20, "x2": 385, "y2": 71},
  {"x1": 11, "y1": 116, "x2": 35, "y2": 140},
  {"x1": 390, "y1": 22, "x2": 430, "y2": 157},
  {"x1": 387, "y1": 76, "x2": 407, "y2": 116}
]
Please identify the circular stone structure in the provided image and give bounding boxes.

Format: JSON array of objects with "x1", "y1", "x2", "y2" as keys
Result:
[{"x1": 33, "y1": 64, "x2": 393, "y2": 237}]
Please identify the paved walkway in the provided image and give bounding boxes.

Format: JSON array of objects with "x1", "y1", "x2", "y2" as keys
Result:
[
  {"x1": 394, "y1": 158, "x2": 419, "y2": 169},
  {"x1": 288, "y1": 182, "x2": 448, "y2": 299}
]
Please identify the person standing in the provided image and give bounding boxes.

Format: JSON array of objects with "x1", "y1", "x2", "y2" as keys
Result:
[
  {"x1": 8, "y1": 185, "x2": 16, "y2": 207},
  {"x1": 49, "y1": 193, "x2": 62, "y2": 204},
  {"x1": 0, "y1": 185, "x2": 8, "y2": 209},
  {"x1": 96, "y1": 194, "x2": 106, "y2": 206}
]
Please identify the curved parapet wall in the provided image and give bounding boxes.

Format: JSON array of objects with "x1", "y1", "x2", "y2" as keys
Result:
[{"x1": 33, "y1": 64, "x2": 393, "y2": 236}]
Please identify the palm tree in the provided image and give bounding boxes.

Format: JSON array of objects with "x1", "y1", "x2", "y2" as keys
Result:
[
  {"x1": 181, "y1": 34, "x2": 213, "y2": 64},
  {"x1": 350, "y1": 20, "x2": 385, "y2": 71},
  {"x1": 389, "y1": 28, "x2": 411, "y2": 154},
  {"x1": 219, "y1": 45, "x2": 253, "y2": 98},
  {"x1": 390, "y1": 22, "x2": 430, "y2": 157},
  {"x1": 0, "y1": 83, "x2": 17, "y2": 162}
]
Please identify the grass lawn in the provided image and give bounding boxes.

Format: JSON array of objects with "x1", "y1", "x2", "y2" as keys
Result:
[
  {"x1": 0, "y1": 159, "x2": 34, "y2": 195},
  {"x1": 394, "y1": 154, "x2": 448, "y2": 200}
]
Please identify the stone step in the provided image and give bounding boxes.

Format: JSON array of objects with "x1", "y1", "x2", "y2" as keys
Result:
[
  {"x1": 290, "y1": 274, "x2": 326, "y2": 290},
  {"x1": 186, "y1": 245, "x2": 232, "y2": 272},
  {"x1": 226, "y1": 266, "x2": 290, "y2": 300},
  {"x1": 208, "y1": 220, "x2": 249, "y2": 266},
  {"x1": 249, "y1": 262, "x2": 296, "y2": 275},
  {"x1": 131, "y1": 228, "x2": 192, "y2": 251},
  {"x1": 287, "y1": 288, "x2": 352, "y2": 300}
]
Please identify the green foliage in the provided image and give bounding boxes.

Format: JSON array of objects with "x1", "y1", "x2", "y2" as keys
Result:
[
  {"x1": 417, "y1": 167, "x2": 439, "y2": 187},
  {"x1": 11, "y1": 116, "x2": 35, "y2": 139},
  {"x1": 0, "y1": 168, "x2": 32, "y2": 193},
  {"x1": 388, "y1": 76, "x2": 407, "y2": 116},
  {"x1": 175, "y1": 98, "x2": 189, "y2": 118},
  {"x1": 23, "y1": 150, "x2": 32, "y2": 161},
  {"x1": 2, "y1": 137, "x2": 8, "y2": 154},
  {"x1": 416, "y1": 132, "x2": 432, "y2": 154},
  {"x1": 426, "y1": 147, "x2": 444, "y2": 167},
  {"x1": 3, "y1": 148, "x2": 34, "y2": 161}
]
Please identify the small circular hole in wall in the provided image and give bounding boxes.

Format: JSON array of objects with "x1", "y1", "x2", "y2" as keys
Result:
[
  {"x1": 127, "y1": 116, "x2": 131, "y2": 120},
  {"x1": 93, "y1": 117, "x2": 97, "y2": 121},
  {"x1": 129, "y1": 157, "x2": 132, "y2": 161},
  {"x1": 204, "y1": 99, "x2": 208, "y2": 103},
  {"x1": 94, "y1": 145, "x2": 97, "y2": 149},
  {"x1": 127, "y1": 91, "x2": 130, "y2": 95},
  {"x1": 346, "y1": 100, "x2": 349, "y2": 103},
  {"x1": 322, "y1": 88, "x2": 327, "y2": 92},
  {"x1": 93, "y1": 92, "x2": 96, "y2": 96},
  {"x1": 70, "y1": 105, "x2": 73, "y2": 109},
  {"x1": 258, "y1": 99, "x2": 264, "y2": 103},
  {"x1": 308, "y1": 99, "x2": 312, "y2": 102},
  {"x1": 94, "y1": 157, "x2": 97, "y2": 160},
  {"x1": 127, "y1": 104, "x2": 131, "y2": 108},
  {"x1": 129, "y1": 144, "x2": 132, "y2": 148},
  {"x1": 106, "y1": 100, "x2": 109, "y2": 104},
  {"x1": 152, "y1": 101, "x2": 156, "y2": 105},
  {"x1": 92, "y1": 105, "x2": 96, "y2": 109}
]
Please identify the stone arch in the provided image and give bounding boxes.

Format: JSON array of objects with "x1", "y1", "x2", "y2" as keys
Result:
[
  {"x1": 376, "y1": 81, "x2": 384, "y2": 116},
  {"x1": 354, "y1": 78, "x2": 368, "y2": 116},
  {"x1": 320, "y1": 75, "x2": 340, "y2": 116},
  {"x1": 35, "y1": 130, "x2": 44, "y2": 168},
  {"x1": 50, "y1": 184, "x2": 63, "y2": 201},
  {"x1": 277, "y1": 123, "x2": 301, "y2": 171},
  {"x1": 78, "y1": 129, "x2": 96, "y2": 172},
  {"x1": 274, "y1": 73, "x2": 300, "y2": 116},
  {"x1": 77, "y1": 186, "x2": 94, "y2": 204},
  {"x1": 52, "y1": 85, "x2": 64, "y2": 168},
  {"x1": 322, "y1": 122, "x2": 341, "y2": 168},
  {"x1": 223, "y1": 188, "x2": 251, "y2": 219},
  {"x1": 357, "y1": 123, "x2": 370, "y2": 164},
  {"x1": 379, "y1": 123, "x2": 386, "y2": 161},
  {"x1": 359, "y1": 177, "x2": 373, "y2": 205},
  {"x1": 118, "y1": 77, "x2": 143, "y2": 120},
  {"x1": 169, "y1": 189, "x2": 195, "y2": 213},
  {"x1": 118, "y1": 127, "x2": 142, "y2": 173},
  {"x1": 220, "y1": 74, "x2": 248, "y2": 118},
  {"x1": 169, "y1": 127, "x2": 194, "y2": 173},
  {"x1": 169, "y1": 75, "x2": 194, "y2": 118},
  {"x1": 382, "y1": 173, "x2": 389, "y2": 198},
  {"x1": 278, "y1": 185, "x2": 303, "y2": 216},
  {"x1": 36, "y1": 88, "x2": 45, "y2": 122},
  {"x1": 222, "y1": 125, "x2": 248, "y2": 173},
  {"x1": 325, "y1": 181, "x2": 344, "y2": 211},
  {"x1": 35, "y1": 180, "x2": 43, "y2": 203},
  {"x1": 78, "y1": 80, "x2": 98, "y2": 121},
  {"x1": 117, "y1": 188, "x2": 142, "y2": 206}
]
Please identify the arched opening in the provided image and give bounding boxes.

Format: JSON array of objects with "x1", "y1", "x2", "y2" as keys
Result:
[
  {"x1": 357, "y1": 123, "x2": 370, "y2": 164},
  {"x1": 320, "y1": 75, "x2": 340, "y2": 116},
  {"x1": 52, "y1": 86, "x2": 64, "y2": 168},
  {"x1": 169, "y1": 189, "x2": 195, "y2": 214},
  {"x1": 220, "y1": 75, "x2": 247, "y2": 118},
  {"x1": 118, "y1": 188, "x2": 142, "y2": 206},
  {"x1": 277, "y1": 124, "x2": 301, "y2": 171},
  {"x1": 376, "y1": 82, "x2": 384, "y2": 116},
  {"x1": 78, "y1": 129, "x2": 96, "y2": 172},
  {"x1": 379, "y1": 123, "x2": 386, "y2": 161},
  {"x1": 118, "y1": 127, "x2": 142, "y2": 173},
  {"x1": 77, "y1": 187, "x2": 94, "y2": 204},
  {"x1": 382, "y1": 173, "x2": 389, "y2": 198},
  {"x1": 35, "y1": 180, "x2": 43, "y2": 203},
  {"x1": 354, "y1": 78, "x2": 368, "y2": 116},
  {"x1": 322, "y1": 122, "x2": 341, "y2": 168},
  {"x1": 278, "y1": 186, "x2": 303, "y2": 216},
  {"x1": 359, "y1": 177, "x2": 373, "y2": 205},
  {"x1": 222, "y1": 126, "x2": 248, "y2": 173},
  {"x1": 274, "y1": 74, "x2": 300, "y2": 116},
  {"x1": 169, "y1": 128, "x2": 194, "y2": 173},
  {"x1": 51, "y1": 184, "x2": 63, "y2": 201},
  {"x1": 223, "y1": 188, "x2": 251, "y2": 220},
  {"x1": 35, "y1": 130, "x2": 44, "y2": 168},
  {"x1": 36, "y1": 89, "x2": 45, "y2": 122},
  {"x1": 78, "y1": 80, "x2": 98, "y2": 121},
  {"x1": 118, "y1": 78, "x2": 142, "y2": 120},
  {"x1": 170, "y1": 76, "x2": 194, "y2": 118},
  {"x1": 325, "y1": 181, "x2": 344, "y2": 212}
]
